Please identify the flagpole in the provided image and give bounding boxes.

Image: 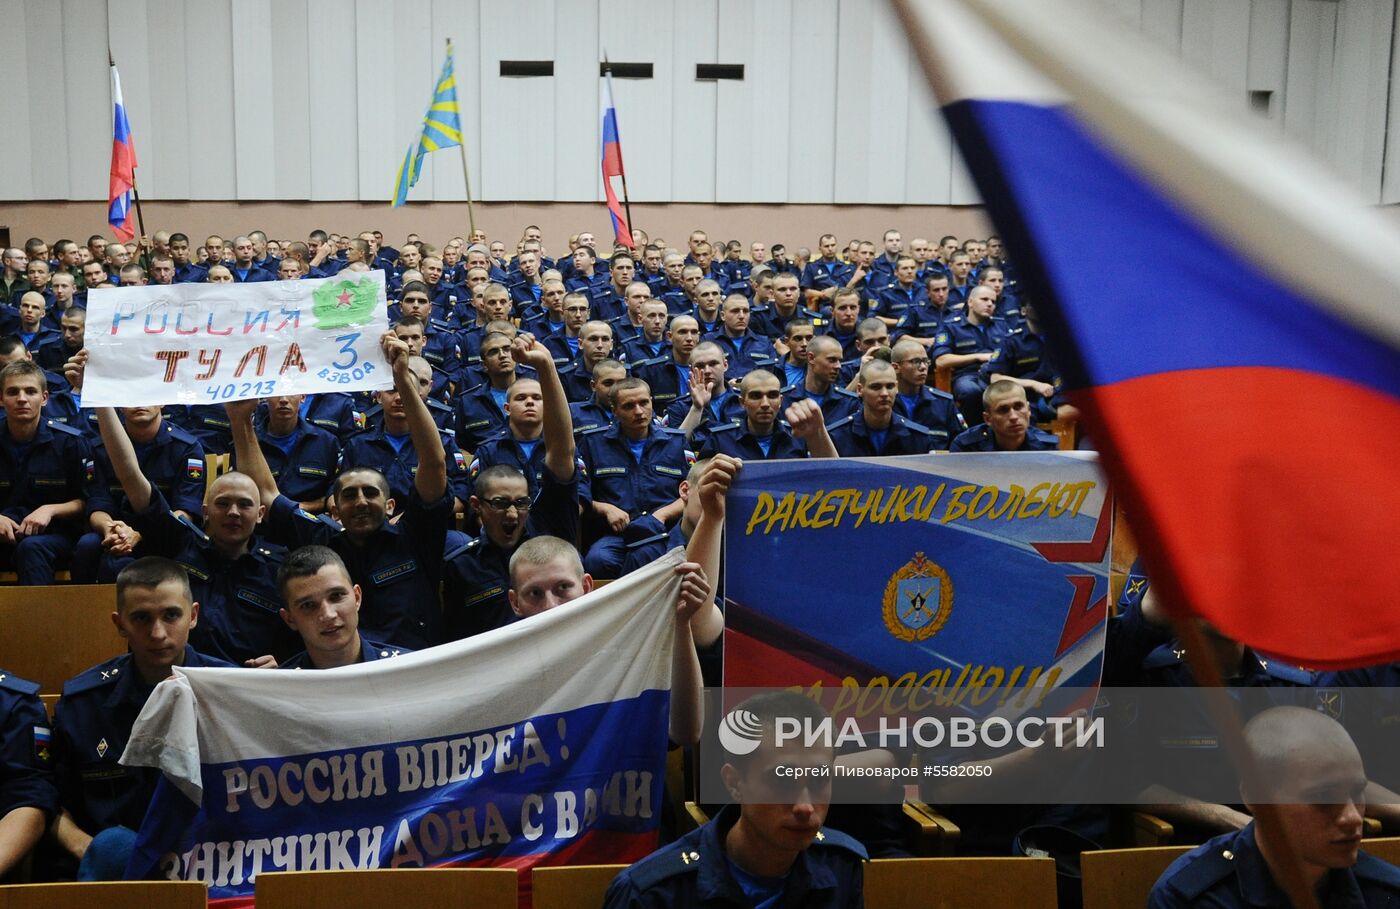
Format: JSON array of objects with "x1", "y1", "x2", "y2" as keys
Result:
[
  {"x1": 603, "y1": 55, "x2": 636, "y2": 246},
  {"x1": 448, "y1": 38, "x2": 477, "y2": 235}
]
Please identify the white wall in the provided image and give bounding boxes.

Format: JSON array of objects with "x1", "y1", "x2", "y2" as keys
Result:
[{"x1": 1, "y1": 0, "x2": 1396, "y2": 204}]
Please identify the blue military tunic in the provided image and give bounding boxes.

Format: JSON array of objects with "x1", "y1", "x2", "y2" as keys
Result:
[
  {"x1": 826, "y1": 412, "x2": 937, "y2": 457},
  {"x1": 250, "y1": 415, "x2": 342, "y2": 506},
  {"x1": 1150, "y1": 822, "x2": 1400, "y2": 908},
  {"x1": 893, "y1": 387, "x2": 965, "y2": 451},
  {"x1": 0, "y1": 417, "x2": 99, "y2": 532},
  {"x1": 340, "y1": 424, "x2": 470, "y2": 510},
  {"x1": 278, "y1": 635, "x2": 411, "y2": 669},
  {"x1": 695, "y1": 421, "x2": 810, "y2": 461},
  {"x1": 162, "y1": 404, "x2": 235, "y2": 455},
  {"x1": 631, "y1": 357, "x2": 692, "y2": 411},
  {"x1": 603, "y1": 804, "x2": 866, "y2": 908},
  {"x1": 781, "y1": 384, "x2": 859, "y2": 424},
  {"x1": 705, "y1": 331, "x2": 782, "y2": 384},
  {"x1": 452, "y1": 383, "x2": 513, "y2": 453},
  {"x1": 0, "y1": 670, "x2": 57, "y2": 820},
  {"x1": 53, "y1": 648, "x2": 230, "y2": 834},
  {"x1": 86, "y1": 419, "x2": 206, "y2": 519},
  {"x1": 568, "y1": 401, "x2": 614, "y2": 438},
  {"x1": 949, "y1": 424, "x2": 1059, "y2": 452},
  {"x1": 129, "y1": 489, "x2": 296, "y2": 664},
  {"x1": 300, "y1": 393, "x2": 364, "y2": 443},
  {"x1": 580, "y1": 424, "x2": 693, "y2": 518},
  {"x1": 264, "y1": 491, "x2": 453, "y2": 650}
]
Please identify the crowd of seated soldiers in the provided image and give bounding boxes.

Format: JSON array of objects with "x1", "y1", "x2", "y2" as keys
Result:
[{"x1": 2, "y1": 223, "x2": 1393, "y2": 892}]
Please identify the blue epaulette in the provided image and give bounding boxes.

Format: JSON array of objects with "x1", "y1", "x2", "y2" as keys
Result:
[
  {"x1": 1155, "y1": 842, "x2": 1236, "y2": 900},
  {"x1": 1143, "y1": 642, "x2": 1186, "y2": 671},
  {"x1": 164, "y1": 422, "x2": 200, "y2": 445},
  {"x1": 45, "y1": 418, "x2": 84, "y2": 437},
  {"x1": 444, "y1": 537, "x2": 480, "y2": 563},
  {"x1": 61, "y1": 655, "x2": 129, "y2": 696},
  {"x1": 622, "y1": 843, "x2": 704, "y2": 891},
  {"x1": 826, "y1": 414, "x2": 856, "y2": 432},
  {"x1": 0, "y1": 671, "x2": 40, "y2": 696},
  {"x1": 810, "y1": 826, "x2": 868, "y2": 859},
  {"x1": 928, "y1": 387, "x2": 955, "y2": 401}
]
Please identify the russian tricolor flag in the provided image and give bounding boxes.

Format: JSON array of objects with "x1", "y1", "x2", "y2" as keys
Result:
[
  {"x1": 108, "y1": 64, "x2": 137, "y2": 242},
  {"x1": 599, "y1": 72, "x2": 634, "y2": 249},
  {"x1": 896, "y1": 0, "x2": 1400, "y2": 668}
]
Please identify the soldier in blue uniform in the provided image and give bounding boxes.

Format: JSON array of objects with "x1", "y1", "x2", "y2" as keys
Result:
[
  {"x1": 568, "y1": 359, "x2": 626, "y2": 440},
  {"x1": 94, "y1": 402, "x2": 295, "y2": 666},
  {"x1": 230, "y1": 333, "x2": 454, "y2": 651},
  {"x1": 51, "y1": 557, "x2": 233, "y2": 879},
  {"x1": 824, "y1": 289, "x2": 863, "y2": 360},
  {"x1": 343, "y1": 354, "x2": 469, "y2": 516},
  {"x1": 453, "y1": 330, "x2": 519, "y2": 452},
  {"x1": 775, "y1": 318, "x2": 815, "y2": 390},
  {"x1": 667, "y1": 342, "x2": 744, "y2": 439},
  {"x1": 826, "y1": 360, "x2": 938, "y2": 457},
  {"x1": 465, "y1": 338, "x2": 581, "y2": 506},
  {"x1": 696, "y1": 372, "x2": 837, "y2": 462},
  {"x1": 0, "y1": 360, "x2": 101, "y2": 584},
  {"x1": 604, "y1": 690, "x2": 866, "y2": 908},
  {"x1": 802, "y1": 233, "x2": 858, "y2": 309},
  {"x1": 579, "y1": 377, "x2": 693, "y2": 578},
  {"x1": 518, "y1": 278, "x2": 567, "y2": 343},
  {"x1": 442, "y1": 335, "x2": 580, "y2": 639},
  {"x1": 394, "y1": 285, "x2": 462, "y2": 394},
  {"x1": 983, "y1": 299, "x2": 1072, "y2": 424},
  {"x1": 890, "y1": 339, "x2": 965, "y2": 450},
  {"x1": 933, "y1": 285, "x2": 1008, "y2": 423},
  {"x1": 0, "y1": 667, "x2": 56, "y2": 878},
  {"x1": 782, "y1": 335, "x2": 860, "y2": 425},
  {"x1": 752, "y1": 272, "x2": 824, "y2": 341},
  {"x1": 559, "y1": 321, "x2": 617, "y2": 404},
  {"x1": 873, "y1": 256, "x2": 928, "y2": 328},
  {"x1": 950, "y1": 381, "x2": 1059, "y2": 452},
  {"x1": 705, "y1": 295, "x2": 781, "y2": 384},
  {"x1": 620, "y1": 298, "x2": 671, "y2": 365},
  {"x1": 75, "y1": 404, "x2": 205, "y2": 583},
  {"x1": 1119, "y1": 596, "x2": 1316, "y2": 842},
  {"x1": 249, "y1": 393, "x2": 342, "y2": 513},
  {"x1": 226, "y1": 237, "x2": 275, "y2": 283},
  {"x1": 1150, "y1": 707, "x2": 1400, "y2": 908},
  {"x1": 632, "y1": 315, "x2": 701, "y2": 414},
  {"x1": 274, "y1": 546, "x2": 412, "y2": 669}
]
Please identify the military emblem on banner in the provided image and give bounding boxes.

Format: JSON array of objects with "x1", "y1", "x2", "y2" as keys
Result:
[{"x1": 883, "y1": 552, "x2": 953, "y2": 642}]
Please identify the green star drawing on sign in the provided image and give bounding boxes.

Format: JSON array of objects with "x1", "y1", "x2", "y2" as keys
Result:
[{"x1": 312, "y1": 278, "x2": 378, "y2": 329}]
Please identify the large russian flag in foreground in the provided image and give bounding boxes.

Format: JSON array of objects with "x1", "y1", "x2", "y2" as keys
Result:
[
  {"x1": 892, "y1": 0, "x2": 1400, "y2": 669},
  {"x1": 121, "y1": 551, "x2": 683, "y2": 907},
  {"x1": 108, "y1": 64, "x2": 137, "y2": 242}
]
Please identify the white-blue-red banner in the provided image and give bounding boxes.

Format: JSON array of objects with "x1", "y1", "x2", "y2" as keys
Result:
[
  {"x1": 723, "y1": 454, "x2": 1111, "y2": 709},
  {"x1": 83, "y1": 270, "x2": 393, "y2": 408},
  {"x1": 121, "y1": 551, "x2": 684, "y2": 907}
]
